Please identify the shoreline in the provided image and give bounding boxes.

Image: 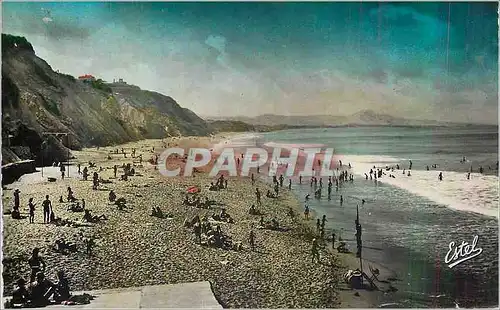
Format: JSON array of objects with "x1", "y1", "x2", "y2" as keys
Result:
[
  {"x1": 227, "y1": 132, "x2": 499, "y2": 308},
  {"x1": 2, "y1": 135, "x2": 350, "y2": 308}
]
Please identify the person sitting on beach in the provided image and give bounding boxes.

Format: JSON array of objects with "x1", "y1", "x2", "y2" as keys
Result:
[
  {"x1": 266, "y1": 190, "x2": 277, "y2": 198},
  {"x1": 54, "y1": 239, "x2": 77, "y2": 254},
  {"x1": 60, "y1": 164, "x2": 66, "y2": 180},
  {"x1": 193, "y1": 196, "x2": 201, "y2": 207},
  {"x1": 53, "y1": 271, "x2": 71, "y2": 302},
  {"x1": 109, "y1": 190, "x2": 117, "y2": 203},
  {"x1": 67, "y1": 202, "x2": 84, "y2": 212},
  {"x1": 209, "y1": 182, "x2": 218, "y2": 191},
  {"x1": 50, "y1": 211, "x2": 61, "y2": 224},
  {"x1": 249, "y1": 229, "x2": 256, "y2": 251},
  {"x1": 219, "y1": 208, "x2": 228, "y2": 219},
  {"x1": 337, "y1": 241, "x2": 349, "y2": 253},
  {"x1": 29, "y1": 272, "x2": 55, "y2": 306},
  {"x1": 83, "y1": 210, "x2": 107, "y2": 223},
  {"x1": 115, "y1": 197, "x2": 127, "y2": 210},
  {"x1": 202, "y1": 197, "x2": 212, "y2": 208},
  {"x1": 248, "y1": 204, "x2": 258, "y2": 215},
  {"x1": 259, "y1": 216, "x2": 265, "y2": 227},
  {"x1": 9, "y1": 278, "x2": 29, "y2": 306},
  {"x1": 255, "y1": 188, "x2": 262, "y2": 205},
  {"x1": 59, "y1": 195, "x2": 65, "y2": 203},
  {"x1": 151, "y1": 207, "x2": 158, "y2": 217}
]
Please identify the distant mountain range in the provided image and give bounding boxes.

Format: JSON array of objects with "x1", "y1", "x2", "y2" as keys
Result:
[{"x1": 205, "y1": 110, "x2": 491, "y2": 128}]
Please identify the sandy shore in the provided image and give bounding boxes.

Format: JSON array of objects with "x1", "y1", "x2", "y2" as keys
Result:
[{"x1": 1, "y1": 134, "x2": 373, "y2": 308}]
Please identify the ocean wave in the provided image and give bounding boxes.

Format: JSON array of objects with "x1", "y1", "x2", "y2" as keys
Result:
[{"x1": 345, "y1": 155, "x2": 499, "y2": 218}]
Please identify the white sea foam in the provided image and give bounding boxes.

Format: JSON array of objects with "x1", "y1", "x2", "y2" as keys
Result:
[
  {"x1": 344, "y1": 155, "x2": 499, "y2": 218},
  {"x1": 212, "y1": 133, "x2": 261, "y2": 151}
]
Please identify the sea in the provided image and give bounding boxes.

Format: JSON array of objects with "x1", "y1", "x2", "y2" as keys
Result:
[{"x1": 253, "y1": 126, "x2": 498, "y2": 308}]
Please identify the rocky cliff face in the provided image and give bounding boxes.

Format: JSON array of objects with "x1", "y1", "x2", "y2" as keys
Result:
[{"x1": 2, "y1": 34, "x2": 211, "y2": 165}]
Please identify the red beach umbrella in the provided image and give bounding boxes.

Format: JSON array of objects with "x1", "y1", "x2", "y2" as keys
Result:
[{"x1": 186, "y1": 186, "x2": 200, "y2": 194}]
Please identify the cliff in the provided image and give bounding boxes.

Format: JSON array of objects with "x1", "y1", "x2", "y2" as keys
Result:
[{"x1": 1, "y1": 34, "x2": 211, "y2": 166}]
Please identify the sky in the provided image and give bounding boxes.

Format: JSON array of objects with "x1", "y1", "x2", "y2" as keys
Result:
[{"x1": 2, "y1": 2, "x2": 499, "y2": 124}]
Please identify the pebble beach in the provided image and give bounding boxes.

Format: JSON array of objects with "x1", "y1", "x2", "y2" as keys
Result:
[{"x1": 2, "y1": 135, "x2": 354, "y2": 308}]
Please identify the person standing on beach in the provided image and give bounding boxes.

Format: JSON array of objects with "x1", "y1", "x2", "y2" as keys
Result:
[
  {"x1": 288, "y1": 179, "x2": 292, "y2": 190},
  {"x1": 439, "y1": 172, "x2": 443, "y2": 181},
  {"x1": 60, "y1": 164, "x2": 65, "y2": 180},
  {"x1": 331, "y1": 232, "x2": 335, "y2": 250},
  {"x1": 316, "y1": 219, "x2": 321, "y2": 234},
  {"x1": 193, "y1": 221, "x2": 202, "y2": 244},
  {"x1": 249, "y1": 229, "x2": 256, "y2": 251},
  {"x1": 93, "y1": 172, "x2": 99, "y2": 190},
  {"x1": 113, "y1": 165, "x2": 118, "y2": 178},
  {"x1": 42, "y1": 195, "x2": 52, "y2": 224},
  {"x1": 304, "y1": 205, "x2": 310, "y2": 220},
  {"x1": 311, "y1": 239, "x2": 320, "y2": 263},
  {"x1": 28, "y1": 248, "x2": 46, "y2": 283},
  {"x1": 299, "y1": 175, "x2": 302, "y2": 184},
  {"x1": 251, "y1": 173, "x2": 255, "y2": 185},
  {"x1": 255, "y1": 188, "x2": 262, "y2": 205},
  {"x1": 78, "y1": 163, "x2": 81, "y2": 174},
  {"x1": 279, "y1": 175, "x2": 284, "y2": 187},
  {"x1": 409, "y1": 160, "x2": 412, "y2": 170},
  {"x1": 467, "y1": 172, "x2": 470, "y2": 180},
  {"x1": 340, "y1": 195, "x2": 343, "y2": 206},
  {"x1": 13, "y1": 189, "x2": 21, "y2": 212},
  {"x1": 28, "y1": 198, "x2": 36, "y2": 224},
  {"x1": 321, "y1": 215, "x2": 327, "y2": 230},
  {"x1": 82, "y1": 167, "x2": 88, "y2": 180}
]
